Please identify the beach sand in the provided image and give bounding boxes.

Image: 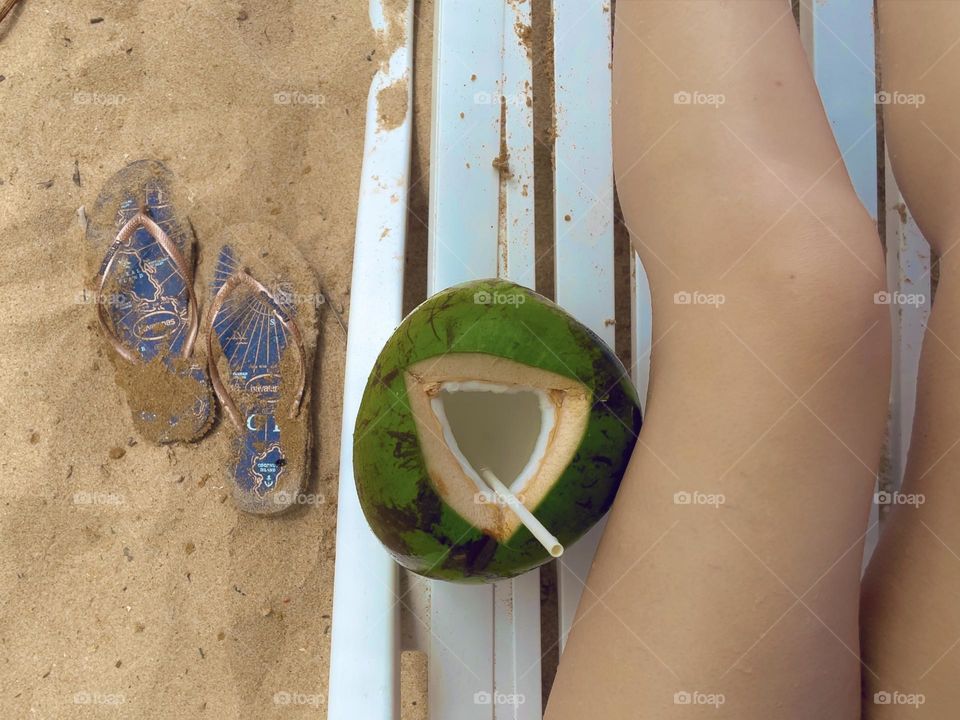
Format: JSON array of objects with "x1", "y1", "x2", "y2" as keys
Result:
[{"x1": 0, "y1": 2, "x2": 380, "y2": 717}]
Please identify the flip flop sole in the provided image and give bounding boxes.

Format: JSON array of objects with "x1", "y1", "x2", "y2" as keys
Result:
[
  {"x1": 86, "y1": 160, "x2": 214, "y2": 444},
  {"x1": 202, "y1": 224, "x2": 320, "y2": 515}
]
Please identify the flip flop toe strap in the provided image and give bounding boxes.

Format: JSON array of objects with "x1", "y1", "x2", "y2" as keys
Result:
[
  {"x1": 206, "y1": 269, "x2": 307, "y2": 431},
  {"x1": 96, "y1": 208, "x2": 200, "y2": 363}
]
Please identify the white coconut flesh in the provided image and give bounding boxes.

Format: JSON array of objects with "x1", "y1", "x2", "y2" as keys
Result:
[{"x1": 404, "y1": 354, "x2": 590, "y2": 541}]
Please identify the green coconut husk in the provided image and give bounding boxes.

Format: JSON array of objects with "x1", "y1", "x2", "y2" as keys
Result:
[{"x1": 354, "y1": 279, "x2": 642, "y2": 582}]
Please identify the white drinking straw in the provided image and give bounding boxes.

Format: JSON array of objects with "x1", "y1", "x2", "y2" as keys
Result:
[{"x1": 478, "y1": 466, "x2": 563, "y2": 558}]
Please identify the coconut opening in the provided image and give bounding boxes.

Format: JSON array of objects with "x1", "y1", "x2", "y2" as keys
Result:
[
  {"x1": 404, "y1": 353, "x2": 591, "y2": 541},
  {"x1": 430, "y1": 382, "x2": 554, "y2": 499}
]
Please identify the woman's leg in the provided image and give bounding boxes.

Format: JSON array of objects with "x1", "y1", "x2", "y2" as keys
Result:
[
  {"x1": 861, "y1": 2, "x2": 960, "y2": 717},
  {"x1": 544, "y1": 2, "x2": 889, "y2": 718}
]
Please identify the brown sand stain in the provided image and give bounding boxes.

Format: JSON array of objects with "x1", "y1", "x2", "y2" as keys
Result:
[
  {"x1": 377, "y1": 77, "x2": 410, "y2": 132},
  {"x1": 515, "y1": 19, "x2": 533, "y2": 58},
  {"x1": 377, "y1": 0, "x2": 410, "y2": 65}
]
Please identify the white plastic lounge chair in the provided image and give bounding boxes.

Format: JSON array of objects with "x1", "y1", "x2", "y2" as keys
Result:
[{"x1": 328, "y1": 0, "x2": 926, "y2": 717}]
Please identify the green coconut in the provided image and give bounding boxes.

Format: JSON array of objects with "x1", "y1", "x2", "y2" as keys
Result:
[{"x1": 354, "y1": 279, "x2": 642, "y2": 582}]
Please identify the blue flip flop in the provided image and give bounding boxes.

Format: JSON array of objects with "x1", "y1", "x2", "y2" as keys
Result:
[
  {"x1": 87, "y1": 160, "x2": 213, "y2": 444},
  {"x1": 203, "y1": 225, "x2": 319, "y2": 515}
]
